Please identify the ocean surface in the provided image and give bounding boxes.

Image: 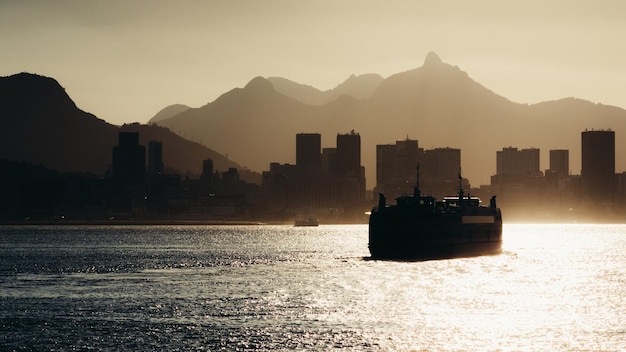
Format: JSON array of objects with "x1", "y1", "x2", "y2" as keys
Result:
[{"x1": 1, "y1": 224, "x2": 625, "y2": 351}]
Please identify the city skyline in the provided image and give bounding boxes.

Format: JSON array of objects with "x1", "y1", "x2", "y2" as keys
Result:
[
  {"x1": 2, "y1": 1, "x2": 626, "y2": 126},
  {"x1": 3, "y1": 127, "x2": 624, "y2": 223}
]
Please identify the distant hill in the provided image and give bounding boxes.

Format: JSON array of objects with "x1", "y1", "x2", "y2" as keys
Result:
[
  {"x1": 148, "y1": 104, "x2": 191, "y2": 124},
  {"x1": 0, "y1": 73, "x2": 241, "y2": 177},
  {"x1": 331, "y1": 73, "x2": 385, "y2": 100},
  {"x1": 267, "y1": 73, "x2": 383, "y2": 105},
  {"x1": 153, "y1": 52, "x2": 626, "y2": 188}
]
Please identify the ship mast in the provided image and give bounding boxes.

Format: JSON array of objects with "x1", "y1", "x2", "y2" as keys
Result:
[
  {"x1": 458, "y1": 168, "x2": 464, "y2": 200},
  {"x1": 414, "y1": 163, "x2": 421, "y2": 198}
]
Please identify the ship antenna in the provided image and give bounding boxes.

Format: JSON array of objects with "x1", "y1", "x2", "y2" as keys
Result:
[
  {"x1": 458, "y1": 168, "x2": 464, "y2": 200},
  {"x1": 414, "y1": 163, "x2": 421, "y2": 198}
]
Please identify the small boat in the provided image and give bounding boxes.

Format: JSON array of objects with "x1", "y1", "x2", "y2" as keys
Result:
[
  {"x1": 369, "y1": 167, "x2": 502, "y2": 260},
  {"x1": 294, "y1": 217, "x2": 319, "y2": 227}
]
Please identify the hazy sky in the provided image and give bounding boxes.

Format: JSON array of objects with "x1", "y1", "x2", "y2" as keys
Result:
[{"x1": 2, "y1": 0, "x2": 625, "y2": 126}]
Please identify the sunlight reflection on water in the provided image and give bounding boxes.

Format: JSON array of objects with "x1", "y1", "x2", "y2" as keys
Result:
[{"x1": 1, "y1": 224, "x2": 625, "y2": 350}]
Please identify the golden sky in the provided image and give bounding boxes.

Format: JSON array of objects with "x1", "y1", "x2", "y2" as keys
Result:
[{"x1": 2, "y1": 0, "x2": 625, "y2": 125}]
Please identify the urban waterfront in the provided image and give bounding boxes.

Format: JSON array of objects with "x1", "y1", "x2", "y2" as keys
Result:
[{"x1": 1, "y1": 224, "x2": 625, "y2": 351}]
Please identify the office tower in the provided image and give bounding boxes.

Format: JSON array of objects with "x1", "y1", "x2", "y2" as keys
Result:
[
  {"x1": 375, "y1": 138, "x2": 427, "y2": 197},
  {"x1": 549, "y1": 149, "x2": 569, "y2": 178},
  {"x1": 222, "y1": 168, "x2": 240, "y2": 183},
  {"x1": 375, "y1": 139, "x2": 420, "y2": 187},
  {"x1": 336, "y1": 131, "x2": 361, "y2": 177},
  {"x1": 296, "y1": 133, "x2": 321, "y2": 169},
  {"x1": 118, "y1": 132, "x2": 139, "y2": 149},
  {"x1": 581, "y1": 130, "x2": 615, "y2": 203},
  {"x1": 321, "y1": 147, "x2": 337, "y2": 175},
  {"x1": 202, "y1": 158, "x2": 214, "y2": 183},
  {"x1": 376, "y1": 144, "x2": 398, "y2": 187},
  {"x1": 148, "y1": 141, "x2": 163, "y2": 176},
  {"x1": 496, "y1": 147, "x2": 540, "y2": 177},
  {"x1": 395, "y1": 139, "x2": 421, "y2": 183},
  {"x1": 112, "y1": 132, "x2": 145, "y2": 187},
  {"x1": 424, "y1": 148, "x2": 461, "y2": 182}
]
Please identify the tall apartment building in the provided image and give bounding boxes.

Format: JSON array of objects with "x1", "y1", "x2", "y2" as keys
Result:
[
  {"x1": 321, "y1": 147, "x2": 337, "y2": 175},
  {"x1": 148, "y1": 141, "x2": 163, "y2": 176},
  {"x1": 395, "y1": 139, "x2": 421, "y2": 184},
  {"x1": 262, "y1": 131, "x2": 365, "y2": 209},
  {"x1": 375, "y1": 139, "x2": 460, "y2": 198},
  {"x1": 496, "y1": 147, "x2": 540, "y2": 177},
  {"x1": 296, "y1": 133, "x2": 321, "y2": 169},
  {"x1": 549, "y1": 149, "x2": 569, "y2": 178},
  {"x1": 581, "y1": 130, "x2": 615, "y2": 203},
  {"x1": 201, "y1": 158, "x2": 214, "y2": 183},
  {"x1": 423, "y1": 148, "x2": 461, "y2": 183},
  {"x1": 375, "y1": 139, "x2": 421, "y2": 197},
  {"x1": 376, "y1": 144, "x2": 399, "y2": 188},
  {"x1": 112, "y1": 132, "x2": 145, "y2": 187},
  {"x1": 336, "y1": 131, "x2": 361, "y2": 178}
]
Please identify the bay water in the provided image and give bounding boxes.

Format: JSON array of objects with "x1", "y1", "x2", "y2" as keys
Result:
[{"x1": 1, "y1": 224, "x2": 625, "y2": 351}]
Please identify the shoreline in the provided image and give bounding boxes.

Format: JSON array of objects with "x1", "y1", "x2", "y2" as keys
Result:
[
  {"x1": 0, "y1": 219, "x2": 369, "y2": 226},
  {"x1": 0, "y1": 219, "x2": 282, "y2": 226}
]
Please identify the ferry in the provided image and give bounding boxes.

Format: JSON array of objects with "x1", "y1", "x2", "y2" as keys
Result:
[
  {"x1": 294, "y1": 217, "x2": 319, "y2": 227},
  {"x1": 369, "y1": 168, "x2": 502, "y2": 260}
]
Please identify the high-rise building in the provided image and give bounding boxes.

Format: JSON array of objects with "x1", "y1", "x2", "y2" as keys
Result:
[
  {"x1": 321, "y1": 147, "x2": 337, "y2": 175},
  {"x1": 395, "y1": 139, "x2": 421, "y2": 184},
  {"x1": 118, "y1": 132, "x2": 139, "y2": 149},
  {"x1": 262, "y1": 131, "x2": 366, "y2": 208},
  {"x1": 423, "y1": 148, "x2": 461, "y2": 183},
  {"x1": 296, "y1": 133, "x2": 321, "y2": 169},
  {"x1": 375, "y1": 138, "x2": 462, "y2": 198},
  {"x1": 375, "y1": 138, "x2": 421, "y2": 196},
  {"x1": 202, "y1": 158, "x2": 214, "y2": 183},
  {"x1": 148, "y1": 141, "x2": 163, "y2": 176},
  {"x1": 336, "y1": 131, "x2": 361, "y2": 177},
  {"x1": 549, "y1": 149, "x2": 569, "y2": 178},
  {"x1": 376, "y1": 144, "x2": 398, "y2": 188},
  {"x1": 581, "y1": 130, "x2": 615, "y2": 203},
  {"x1": 112, "y1": 132, "x2": 145, "y2": 187},
  {"x1": 496, "y1": 147, "x2": 540, "y2": 177}
]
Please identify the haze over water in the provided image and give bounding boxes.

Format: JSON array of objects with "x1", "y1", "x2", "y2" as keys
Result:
[{"x1": 1, "y1": 224, "x2": 624, "y2": 351}]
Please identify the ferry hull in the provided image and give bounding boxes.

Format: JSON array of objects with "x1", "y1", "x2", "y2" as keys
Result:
[{"x1": 368, "y1": 213, "x2": 502, "y2": 260}]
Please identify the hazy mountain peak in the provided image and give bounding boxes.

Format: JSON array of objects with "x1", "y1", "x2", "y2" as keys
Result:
[
  {"x1": 244, "y1": 76, "x2": 275, "y2": 93},
  {"x1": 332, "y1": 73, "x2": 384, "y2": 100},
  {"x1": 336, "y1": 73, "x2": 384, "y2": 87},
  {"x1": 0, "y1": 72, "x2": 77, "y2": 113},
  {"x1": 148, "y1": 104, "x2": 191, "y2": 124},
  {"x1": 424, "y1": 51, "x2": 443, "y2": 66},
  {"x1": 267, "y1": 73, "x2": 383, "y2": 105},
  {"x1": 266, "y1": 77, "x2": 325, "y2": 105},
  {"x1": 0, "y1": 73, "x2": 243, "y2": 177}
]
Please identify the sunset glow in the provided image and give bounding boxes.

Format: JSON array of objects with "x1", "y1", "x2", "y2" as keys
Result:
[{"x1": 1, "y1": 0, "x2": 625, "y2": 125}]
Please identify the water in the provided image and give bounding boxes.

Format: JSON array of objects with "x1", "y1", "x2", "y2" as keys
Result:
[{"x1": 1, "y1": 224, "x2": 625, "y2": 351}]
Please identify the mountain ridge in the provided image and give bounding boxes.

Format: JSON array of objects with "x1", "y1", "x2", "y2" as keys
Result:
[
  {"x1": 150, "y1": 53, "x2": 626, "y2": 188},
  {"x1": 0, "y1": 73, "x2": 242, "y2": 178},
  {"x1": 265, "y1": 73, "x2": 384, "y2": 106},
  {"x1": 149, "y1": 104, "x2": 191, "y2": 123}
]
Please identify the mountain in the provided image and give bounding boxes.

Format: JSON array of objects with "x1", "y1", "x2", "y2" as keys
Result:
[
  {"x1": 149, "y1": 104, "x2": 191, "y2": 124},
  {"x1": 265, "y1": 77, "x2": 327, "y2": 105},
  {"x1": 332, "y1": 73, "x2": 385, "y2": 100},
  {"x1": 153, "y1": 52, "x2": 626, "y2": 188},
  {"x1": 266, "y1": 73, "x2": 383, "y2": 105},
  {"x1": 154, "y1": 76, "x2": 322, "y2": 173},
  {"x1": 0, "y1": 73, "x2": 240, "y2": 177}
]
